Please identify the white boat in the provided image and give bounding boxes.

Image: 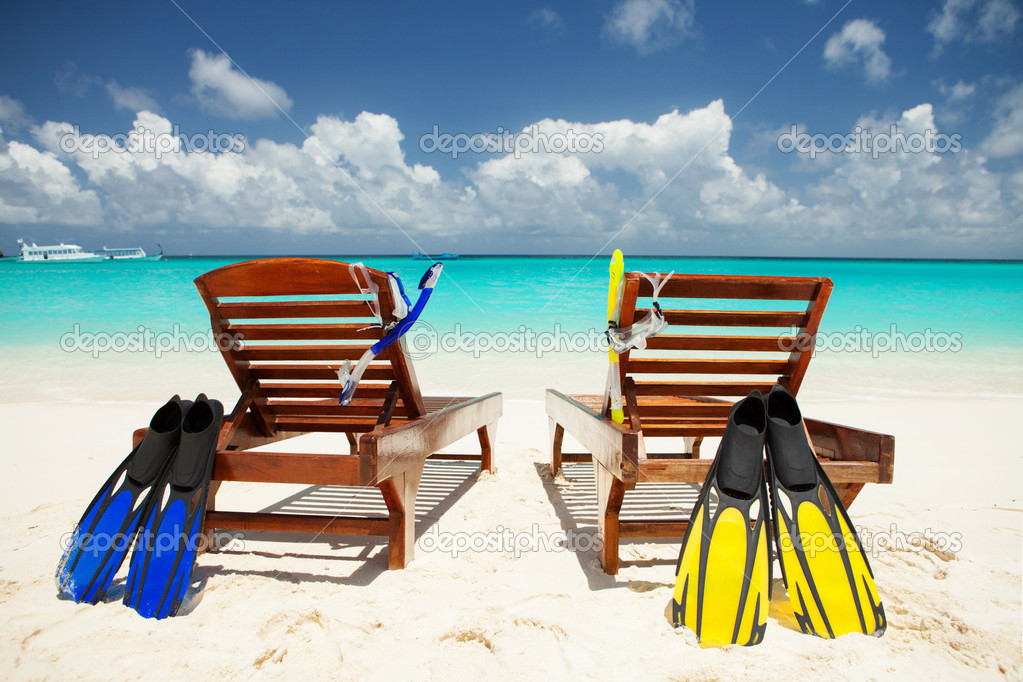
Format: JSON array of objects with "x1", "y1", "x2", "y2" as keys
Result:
[
  {"x1": 100, "y1": 245, "x2": 163, "y2": 261},
  {"x1": 17, "y1": 239, "x2": 104, "y2": 263}
]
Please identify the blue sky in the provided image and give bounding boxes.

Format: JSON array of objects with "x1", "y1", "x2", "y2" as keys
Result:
[{"x1": 1, "y1": 0, "x2": 1021, "y2": 257}]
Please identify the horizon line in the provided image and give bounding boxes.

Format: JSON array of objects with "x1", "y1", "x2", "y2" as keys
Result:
[{"x1": 149, "y1": 253, "x2": 1023, "y2": 264}]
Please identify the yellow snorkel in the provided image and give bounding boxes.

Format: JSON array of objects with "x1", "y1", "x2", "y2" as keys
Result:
[{"x1": 606, "y1": 250, "x2": 625, "y2": 424}]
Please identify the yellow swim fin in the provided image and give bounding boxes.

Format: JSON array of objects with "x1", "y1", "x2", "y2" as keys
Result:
[
  {"x1": 673, "y1": 391, "x2": 771, "y2": 647},
  {"x1": 765, "y1": 384, "x2": 887, "y2": 639}
]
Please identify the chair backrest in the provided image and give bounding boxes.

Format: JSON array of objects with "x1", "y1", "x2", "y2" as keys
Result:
[
  {"x1": 617, "y1": 272, "x2": 832, "y2": 439},
  {"x1": 195, "y1": 258, "x2": 425, "y2": 435}
]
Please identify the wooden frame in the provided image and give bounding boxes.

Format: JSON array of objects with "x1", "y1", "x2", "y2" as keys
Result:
[
  {"x1": 137, "y1": 258, "x2": 501, "y2": 570},
  {"x1": 546, "y1": 272, "x2": 895, "y2": 574}
]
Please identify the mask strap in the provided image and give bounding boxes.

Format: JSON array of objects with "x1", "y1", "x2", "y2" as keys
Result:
[{"x1": 349, "y1": 262, "x2": 383, "y2": 331}]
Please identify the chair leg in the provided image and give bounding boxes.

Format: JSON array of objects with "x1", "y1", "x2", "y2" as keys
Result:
[
  {"x1": 378, "y1": 467, "x2": 423, "y2": 569},
  {"x1": 200, "y1": 480, "x2": 222, "y2": 556},
  {"x1": 550, "y1": 420, "x2": 565, "y2": 475},
  {"x1": 836, "y1": 482, "x2": 865, "y2": 509},
  {"x1": 345, "y1": 431, "x2": 359, "y2": 455},
  {"x1": 477, "y1": 421, "x2": 497, "y2": 473},
  {"x1": 594, "y1": 460, "x2": 625, "y2": 575}
]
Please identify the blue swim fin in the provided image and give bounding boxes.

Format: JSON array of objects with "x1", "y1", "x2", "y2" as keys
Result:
[
  {"x1": 123, "y1": 394, "x2": 224, "y2": 619},
  {"x1": 55, "y1": 396, "x2": 188, "y2": 604}
]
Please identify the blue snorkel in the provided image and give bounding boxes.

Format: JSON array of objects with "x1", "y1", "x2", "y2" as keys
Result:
[{"x1": 337, "y1": 262, "x2": 443, "y2": 406}]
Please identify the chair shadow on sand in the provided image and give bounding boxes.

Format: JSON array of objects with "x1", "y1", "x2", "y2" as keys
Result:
[
  {"x1": 535, "y1": 459, "x2": 699, "y2": 591},
  {"x1": 193, "y1": 458, "x2": 482, "y2": 588}
]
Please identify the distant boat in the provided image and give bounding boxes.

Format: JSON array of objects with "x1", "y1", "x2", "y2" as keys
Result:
[
  {"x1": 100, "y1": 245, "x2": 163, "y2": 261},
  {"x1": 412, "y1": 252, "x2": 459, "y2": 260},
  {"x1": 16, "y1": 239, "x2": 104, "y2": 263}
]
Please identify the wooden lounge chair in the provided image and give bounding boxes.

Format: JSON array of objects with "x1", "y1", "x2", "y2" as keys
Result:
[
  {"x1": 546, "y1": 272, "x2": 894, "y2": 574},
  {"x1": 135, "y1": 258, "x2": 502, "y2": 569}
]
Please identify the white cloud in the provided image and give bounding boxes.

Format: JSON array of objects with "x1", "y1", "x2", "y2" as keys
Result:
[
  {"x1": 54, "y1": 63, "x2": 159, "y2": 112},
  {"x1": 105, "y1": 82, "x2": 158, "y2": 112},
  {"x1": 303, "y1": 111, "x2": 426, "y2": 179},
  {"x1": 0, "y1": 124, "x2": 102, "y2": 225},
  {"x1": 54, "y1": 62, "x2": 96, "y2": 97},
  {"x1": 791, "y1": 104, "x2": 1019, "y2": 245},
  {"x1": 4, "y1": 101, "x2": 792, "y2": 242},
  {"x1": 936, "y1": 79, "x2": 977, "y2": 102},
  {"x1": 2, "y1": 98, "x2": 1020, "y2": 255},
  {"x1": 823, "y1": 19, "x2": 893, "y2": 84},
  {"x1": 604, "y1": 0, "x2": 696, "y2": 54},
  {"x1": 0, "y1": 95, "x2": 31, "y2": 131},
  {"x1": 933, "y1": 79, "x2": 978, "y2": 125},
  {"x1": 188, "y1": 49, "x2": 293, "y2": 119},
  {"x1": 928, "y1": 0, "x2": 1020, "y2": 54},
  {"x1": 469, "y1": 102, "x2": 800, "y2": 236},
  {"x1": 975, "y1": 0, "x2": 1022, "y2": 40},
  {"x1": 24, "y1": 109, "x2": 455, "y2": 234},
  {"x1": 527, "y1": 8, "x2": 564, "y2": 32},
  {"x1": 980, "y1": 84, "x2": 1023, "y2": 158}
]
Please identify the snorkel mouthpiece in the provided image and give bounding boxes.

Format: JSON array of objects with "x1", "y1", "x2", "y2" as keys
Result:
[
  {"x1": 419, "y1": 263, "x2": 443, "y2": 289},
  {"x1": 337, "y1": 364, "x2": 357, "y2": 405}
]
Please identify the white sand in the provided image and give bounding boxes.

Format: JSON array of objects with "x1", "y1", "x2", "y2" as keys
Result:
[{"x1": 1, "y1": 347, "x2": 1020, "y2": 680}]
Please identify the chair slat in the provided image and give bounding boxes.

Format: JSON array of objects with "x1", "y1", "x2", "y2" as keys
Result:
[
  {"x1": 239, "y1": 345, "x2": 372, "y2": 362},
  {"x1": 257, "y1": 383, "x2": 393, "y2": 399},
  {"x1": 272, "y1": 415, "x2": 389, "y2": 432},
  {"x1": 249, "y1": 365, "x2": 394, "y2": 381},
  {"x1": 627, "y1": 358, "x2": 793, "y2": 375},
  {"x1": 635, "y1": 403, "x2": 731, "y2": 418},
  {"x1": 641, "y1": 424, "x2": 727, "y2": 437},
  {"x1": 197, "y1": 258, "x2": 380, "y2": 297},
  {"x1": 641, "y1": 309, "x2": 811, "y2": 328},
  {"x1": 217, "y1": 301, "x2": 372, "y2": 319},
  {"x1": 643, "y1": 334, "x2": 796, "y2": 352},
  {"x1": 639, "y1": 416, "x2": 728, "y2": 424},
  {"x1": 632, "y1": 381, "x2": 776, "y2": 396},
  {"x1": 638, "y1": 275, "x2": 822, "y2": 300},
  {"x1": 224, "y1": 323, "x2": 381, "y2": 341},
  {"x1": 267, "y1": 400, "x2": 408, "y2": 417}
]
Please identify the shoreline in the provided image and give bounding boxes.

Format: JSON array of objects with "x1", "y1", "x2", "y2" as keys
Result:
[{"x1": 2, "y1": 341, "x2": 1021, "y2": 404}]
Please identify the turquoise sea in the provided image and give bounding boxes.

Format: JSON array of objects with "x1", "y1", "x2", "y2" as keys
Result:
[{"x1": 1, "y1": 255, "x2": 1020, "y2": 351}]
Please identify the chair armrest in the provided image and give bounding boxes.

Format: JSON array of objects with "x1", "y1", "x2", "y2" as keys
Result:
[
  {"x1": 804, "y1": 417, "x2": 895, "y2": 484},
  {"x1": 359, "y1": 392, "x2": 502, "y2": 484},
  {"x1": 545, "y1": 389, "x2": 640, "y2": 484}
]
